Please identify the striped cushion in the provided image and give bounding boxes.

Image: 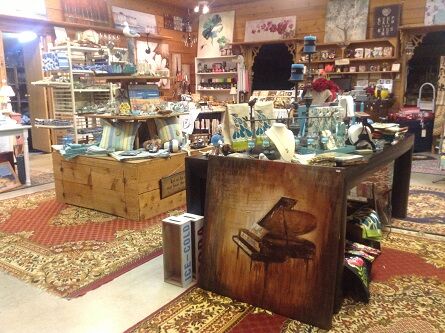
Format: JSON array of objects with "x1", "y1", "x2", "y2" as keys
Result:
[
  {"x1": 99, "y1": 121, "x2": 140, "y2": 151},
  {"x1": 154, "y1": 117, "x2": 182, "y2": 144}
]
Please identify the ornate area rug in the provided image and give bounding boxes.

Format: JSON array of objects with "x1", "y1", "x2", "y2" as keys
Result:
[
  {"x1": 0, "y1": 190, "x2": 183, "y2": 298},
  {"x1": 391, "y1": 186, "x2": 445, "y2": 236},
  {"x1": 411, "y1": 157, "x2": 445, "y2": 175},
  {"x1": 126, "y1": 232, "x2": 445, "y2": 333}
]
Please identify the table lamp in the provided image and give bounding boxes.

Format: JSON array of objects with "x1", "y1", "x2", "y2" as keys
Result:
[{"x1": 0, "y1": 85, "x2": 15, "y2": 113}]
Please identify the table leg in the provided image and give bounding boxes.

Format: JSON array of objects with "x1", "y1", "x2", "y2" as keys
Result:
[
  {"x1": 392, "y1": 145, "x2": 413, "y2": 218},
  {"x1": 22, "y1": 129, "x2": 31, "y2": 186}
]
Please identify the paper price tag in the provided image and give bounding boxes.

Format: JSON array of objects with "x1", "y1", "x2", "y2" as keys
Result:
[{"x1": 421, "y1": 129, "x2": 426, "y2": 137}]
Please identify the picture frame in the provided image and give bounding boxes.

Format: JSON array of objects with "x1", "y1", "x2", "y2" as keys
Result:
[
  {"x1": 0, "y1": 162, "x2": 20, "y2": 193},
  {"x1": 391, "y1": 63, "x2": 401, "y2": 72},
  {"x1": 373, "y1": 4, "x2": 401, "y2": 38}
]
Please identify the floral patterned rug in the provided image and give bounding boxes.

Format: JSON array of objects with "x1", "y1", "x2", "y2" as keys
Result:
[
  {"x1": 411, "y1": 158, "x2": 445, "y2": 175},
  {"x1": 0, "y1": 189, "x2": 183, "y2": 298},
  {"x1": 391, "y1": 186, "x2": 445, "y2": 236},
  {"x1": 126, "y1": 232, "x2": 445, "y2": 333}
]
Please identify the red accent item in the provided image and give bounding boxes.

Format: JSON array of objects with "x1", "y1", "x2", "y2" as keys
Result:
[{"x1": 388, "y1": 106, "x2": 435, "y2": 121}]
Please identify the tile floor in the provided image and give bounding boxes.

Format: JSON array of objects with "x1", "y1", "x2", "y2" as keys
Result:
[{"x1": 0, "y1": 153, "x2": 444, "y2": 333}]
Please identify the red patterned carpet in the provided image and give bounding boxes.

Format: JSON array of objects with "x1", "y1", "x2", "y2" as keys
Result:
[
  {"x1": 0, "y1": 190, "x2": 184, "y2": 298},
  {"x1": 126, "y1": 232, "x2": 445, "y2": 333},
  {"x1": 391, "y1": 186, "x2": 445, "y2": 236}
]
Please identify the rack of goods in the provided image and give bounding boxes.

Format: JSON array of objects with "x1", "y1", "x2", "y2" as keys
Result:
[
  {"x1": 32, "y1": 43, "x2": 126, "y2": 144},
  {"x1": 195, "y1": 55, "x2": 242, "y2": 103},
  {"x1": 301, "y1": 38, "x2": 400, "y2": 82}
]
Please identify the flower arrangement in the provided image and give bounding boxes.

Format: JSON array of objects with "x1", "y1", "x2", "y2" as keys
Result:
[{"x1": 311, "y1": 77, "x2": 341, "y2": 100}]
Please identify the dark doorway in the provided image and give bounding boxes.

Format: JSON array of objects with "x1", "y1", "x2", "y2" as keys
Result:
[
  {"x1": 406, "y1": 31, "x2": 445, "y2": 105},
  {"x1": 252, "y1": 44, "x2": 293, "y2": 91}
]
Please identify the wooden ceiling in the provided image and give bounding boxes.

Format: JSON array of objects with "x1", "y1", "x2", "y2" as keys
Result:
[{"x1": 154, "y1": 0, "x2": 256, "y2": 10}]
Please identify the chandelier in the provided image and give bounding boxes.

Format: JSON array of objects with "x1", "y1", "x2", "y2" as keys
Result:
[{"x1": 194, "y1": 1, "x2": 210, "y2": 14}]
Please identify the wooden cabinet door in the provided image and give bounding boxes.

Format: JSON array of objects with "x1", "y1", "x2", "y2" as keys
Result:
[{"x1": 23, "y1": 38, "x2": 51, "y2": 152}]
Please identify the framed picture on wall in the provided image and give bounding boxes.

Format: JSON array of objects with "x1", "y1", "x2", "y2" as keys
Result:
[
  {"x1": 197, "y1": 11, "x2": 235, "y2": 57},
  {"x1": 112, "y1": 6, "x2": 157, "y2": 34},
  {"x1": 62, "y1": 0, "x2": 110, "y2": 26},
  {"x1": 425, "y1": 0, "x2": 445, "y2": 26},
  {"x1": 244, "y1": 16, "x2": 296, "y2": 42},
  {"x1": 324, "y1": 0, "x2": 369, "y2": 43},
  {"x1": 373, "y1": 4, "x2": 401, "y2": 38}
]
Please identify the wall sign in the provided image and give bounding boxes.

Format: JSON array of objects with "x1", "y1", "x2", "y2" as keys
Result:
[
  {"x1": 160, "y1": 171, "x2": 186, "y2": 199},
  {"x1": 373, "y1": 4, "x2": 401, "y2": 38}
]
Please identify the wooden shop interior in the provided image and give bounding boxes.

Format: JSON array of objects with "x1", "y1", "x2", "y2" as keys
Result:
[{"x1": 0, "y1": 0, "x2": 444, "y2": 332}]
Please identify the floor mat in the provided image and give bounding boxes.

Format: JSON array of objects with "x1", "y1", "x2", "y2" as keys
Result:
[
  {"x1": 391, "y1": 185, "x2": 445, "y2": 236},
  {"x1": 125, "y1": 232, "x2": 445, "y2": 333},
  {"x1": 0, "y1": 189, "x2": 183, "y2": 298}
]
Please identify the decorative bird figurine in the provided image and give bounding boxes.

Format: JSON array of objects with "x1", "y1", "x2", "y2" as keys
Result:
[{"x1": 122, "y1": 21, "x2": 140, "y2": 38}]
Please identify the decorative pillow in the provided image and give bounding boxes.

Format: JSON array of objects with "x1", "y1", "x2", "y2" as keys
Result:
[
  {"x1": 223, "y1": 101, "x2": 275, "y2": 152},
  {"x1": 99, "y1": 120, "x2": 140, "y2": 151},
  {"x1": 154, "y1": 117, "x2": 183, "y2": 144}
]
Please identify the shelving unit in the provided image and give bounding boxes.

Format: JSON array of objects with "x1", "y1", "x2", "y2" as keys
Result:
[
  {"x1": 6, "y1": 66, "x2": 28, "y2": 115},
  {"x1": 195, "y1": 55, "x2": 242, "y2": 103},
  {"x1": 302, "y1": 37, "x2": 400, "y2": 84},
  {"x1": 32, "y1": 43, "x2": 117, "y2": 144}
]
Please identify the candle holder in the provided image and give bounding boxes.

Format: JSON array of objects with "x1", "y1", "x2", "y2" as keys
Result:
[
  {"x1": 303, "y1": 36, "x2": 317, "y2": 109},
  {"x1": 289, "y1": 64, "x2": 305, "y2": 128}
]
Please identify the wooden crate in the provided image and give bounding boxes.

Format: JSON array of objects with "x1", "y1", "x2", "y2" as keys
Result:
[
  {"x1": 180, "y1": 213, "x2": 204, "y2": 279},
  {"x1": 162, "y1": 215, "x2": 193, "y2": 287},
  {"x1": 52, "y1": 151, "x2": 187, "y2": 220}
]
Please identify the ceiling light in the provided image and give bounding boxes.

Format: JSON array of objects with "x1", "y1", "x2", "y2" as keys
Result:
[
  {"x1": 17, "y1": 31, "x2": 37, "y2": 43},
  {"x1": 194, "y1": 1, "x2": 210, "y2": 14}
]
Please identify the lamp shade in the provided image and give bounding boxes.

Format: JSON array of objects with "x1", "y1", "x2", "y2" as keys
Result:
[{"x1": 0, "y1": 85, "x2": 15, "y2": 97}]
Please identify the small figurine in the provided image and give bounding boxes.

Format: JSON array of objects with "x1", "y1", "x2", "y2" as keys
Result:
[{"x1": 210, "y1": 124, "x2": 224, "y2": 155}]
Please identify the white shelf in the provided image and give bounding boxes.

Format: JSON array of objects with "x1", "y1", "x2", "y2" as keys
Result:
[
  {"x1": 197, "y1": 88, "x2": 231, "y2": 92},
  {"x1": 32, "y1": 81, "x2": 71, "y2": 87},
  {"x1": 196, "y1": 55, "x2": 238, "y2": 60},
  {"x1": 34, "y1": 124, "x2": 73, "y2": 129},
  {"x1": 73, "y1": 88, "x2": 110, "y2": 92},
  {"x1": 196, "y1": 72, "x2": 238, "y2": 75},
  {"x1": 50, "y1": 45, "x2": 102, "y2": 52}
]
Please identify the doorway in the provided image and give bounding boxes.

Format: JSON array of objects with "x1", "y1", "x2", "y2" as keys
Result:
[{"x1": 252, "y1": 44, "x2": 293, "y2": 91}]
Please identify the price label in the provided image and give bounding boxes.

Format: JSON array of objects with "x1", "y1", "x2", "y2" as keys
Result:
[{"x1": 421, "y1": 129, "x2": 427, "y2": 138}]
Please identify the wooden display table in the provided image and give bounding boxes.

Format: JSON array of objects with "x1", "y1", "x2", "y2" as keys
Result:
[
  {"x1": 185, "y1": 135, "x2": 414, "y2": 329},
  {"x1": 52, "y1": 151, "x2": 187, "y2": 220}
]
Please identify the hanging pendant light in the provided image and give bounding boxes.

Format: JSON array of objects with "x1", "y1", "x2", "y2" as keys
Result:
[{"x1": 194, "y1": 1, "x2": 210, "y2": 14}]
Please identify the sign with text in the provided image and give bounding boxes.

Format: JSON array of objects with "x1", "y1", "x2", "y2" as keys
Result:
[
  {"x1": 373, "y1": 4, "x2": 401, "y2": 38},
  {"x1": 160, "y1": 172, "x2": 186, "y2": 199}
]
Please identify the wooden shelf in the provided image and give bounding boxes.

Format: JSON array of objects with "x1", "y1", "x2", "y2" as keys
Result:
[
  {"x1": 316, "y1": 37, "x2": 396, "y2": 47},
  {"x1": 94, "y1": 75, "x2": 170, "y2": 82},
  {"x1": 196, "y1": 72, "x2": 238, "y2": 75},
  {"x1": 230, "y1": 38, "x2": 302, "y2": 47},
  {"x1": 304, "y1": 57, "x2": 398, "y2": 64},
  {"x1": 325, "y1": 71, "x2": 399, "y2": 75},
  {"x1": 83, "y1": 112, "x2": 189, "y2": 120}
]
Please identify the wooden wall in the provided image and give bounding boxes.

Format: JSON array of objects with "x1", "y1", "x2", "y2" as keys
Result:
[
  {"x1": 44, "y1": 0, "x2": 197, "y2": 93},
  {"x1": 214, "y1": 0, "x2": 427, "y2": 42}
]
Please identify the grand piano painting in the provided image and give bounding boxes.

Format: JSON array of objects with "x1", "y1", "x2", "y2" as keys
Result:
[
  {"x1": 199, "y1": 157, "x2": 344, "y2": 329},
  {"x1": 232, "y1": 197, "x2": 317, "y2": 265}
]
